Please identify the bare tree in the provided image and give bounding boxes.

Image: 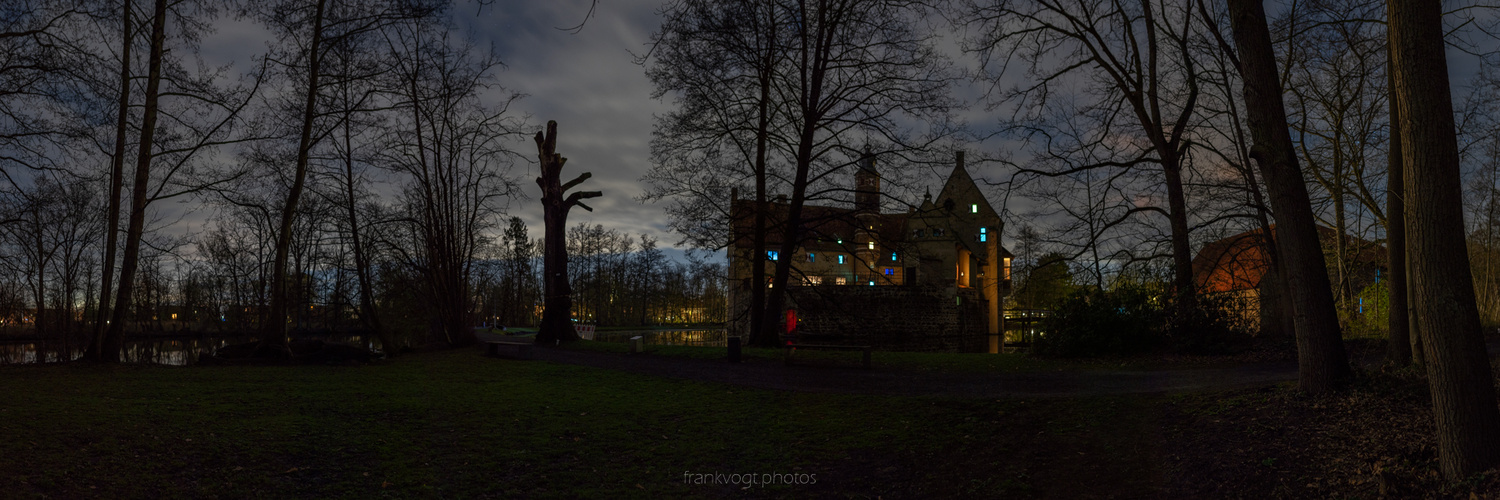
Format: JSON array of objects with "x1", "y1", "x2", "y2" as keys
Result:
[
  {"x1": 965, "y1": 0, "x2": 1203, "y2": 313},
  {"x1": 381, "y1": 21, "x2": 524, "y2": 347},
  {"x1": 643, "y1": 0, "x2": 786, "y2": 345}
]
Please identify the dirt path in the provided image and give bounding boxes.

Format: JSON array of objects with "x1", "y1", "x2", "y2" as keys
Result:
[{"x1": 480, "y1": 333, "x2": 1301, "y2": 397}]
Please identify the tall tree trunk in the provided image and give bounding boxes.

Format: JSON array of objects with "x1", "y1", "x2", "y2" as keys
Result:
[
  {"x1": 1385, "y1": 66, "x2": 1411, "y2": 366},
  {"x1": 88, "y1": 0, "x2": 132, "y2": 362},
  {"x1": 1162, "y1": 153, "x2": 1197, "y2": 314},
  {"x1": 748, "y1": 27, "x2": 774, "y2": 347},
  {"x1": 535, "y1": 121, "x2": 599, "y2": 345},
  {"x1": 1227, "y1": 0, "x2": 1352, "y2": 395},
  {"x1": 264, "y1": 0, "x2": 328, "y2": 355},
  {"x1": 343, "y1": 122, "x2": 390, "y2": 356},
  {"x1": 103, "y1": 0, "x2": 167, "y2": 363},
  {"x1": 32, "y1": 215, "x2": 46, "y2": 343},
  {"x1": 1388, "y1": 0, "x2": 1500, "y2": 479}
]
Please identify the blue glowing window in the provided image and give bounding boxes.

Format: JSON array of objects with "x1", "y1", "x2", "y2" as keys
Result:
[
  {"x1": 884, "y1": 268, "x2": 894, "y2": 275},
  {"x1": 808, "y1": 253, "x2": 815, "y2": 262},
  {"x1": 768, "y1": 251, "x2": 778, "y2": 261}
]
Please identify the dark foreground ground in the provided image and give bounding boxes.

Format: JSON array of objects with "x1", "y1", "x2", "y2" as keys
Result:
[{"x1": 2, "y1": 343, "x2": 1498, "y2": 499}]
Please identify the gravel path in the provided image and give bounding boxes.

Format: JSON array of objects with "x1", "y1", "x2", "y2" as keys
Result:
[{"x1": 480, "y1": 333, "x2": 1301, "y2": 397}]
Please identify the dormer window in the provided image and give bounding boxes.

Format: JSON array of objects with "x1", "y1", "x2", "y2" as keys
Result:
[{"x1": 970, "y1": 204, "x2": 978, "y2": 213}]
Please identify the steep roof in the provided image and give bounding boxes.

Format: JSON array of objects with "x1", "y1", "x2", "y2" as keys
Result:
[
  {"x1": 935, "y1": 154, "x2": 1000, "y2": 220},
  {"x1": 1191, "y1": 225, "x2": 1387, "y2": 293}
]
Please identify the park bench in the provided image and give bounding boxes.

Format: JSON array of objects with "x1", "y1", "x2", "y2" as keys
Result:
[
  {"x1": 486, "y1": 340, "x2": 534, "y2": 360},
  {"x1": 783, "y1": 343, "x2": 872, "y2": 369}
]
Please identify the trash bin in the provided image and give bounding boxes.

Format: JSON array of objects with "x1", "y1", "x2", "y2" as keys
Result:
[{"x1": 630, "y1": 336, "x2": 644, "y2": 354}]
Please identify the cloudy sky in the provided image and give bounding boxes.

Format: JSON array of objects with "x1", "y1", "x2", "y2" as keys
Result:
[{"x1": 460, "y1": 1, "x2": 679, "y2": 244}]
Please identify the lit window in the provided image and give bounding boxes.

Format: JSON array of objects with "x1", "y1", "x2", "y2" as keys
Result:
[
  {"x1": 869, "y1": 281, "x2": 875, "y2": 286},
  {"x1": 891, "y1": 252, "x2": 898, "y2": 261},
  {"x1": 884, "y1": 268, "x2": 894, "y2": 275},
  {"x1": 980, "y1": 227, "x2": 987, "y2": 242},
  {"x1": 970, "y1": 204, "x2": 978, "y2": 213},
  {"x1": 837, "y1": 238, "x2": 843, "y2": 244},
  {"x1": 768, "y1": 250, "x2": 779, "y2": 261},
  {"x1": 835, "y1": 277, "x2": 847, "y2": 285},
  {"x1": 838, "y1": 255, "x2": 845, "y2": 264},
  {"x1": 808, "y1": 253, "x2": 815, "y2": 262},
  {"x1": 867, "y1": 241, "x2": 875, "y2": 250}
]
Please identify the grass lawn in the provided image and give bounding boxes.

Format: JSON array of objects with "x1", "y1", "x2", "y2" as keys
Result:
[
  {"x1": 7, "y1": 346, "x2": 1498, "y2": 498},
  {"x1": 0, "y1": 349, "x2": 1158, "y2": 499}
]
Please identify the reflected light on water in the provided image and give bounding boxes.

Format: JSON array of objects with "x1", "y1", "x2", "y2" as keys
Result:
[{"x1": 0, "y1": 334, "x2": 379, "y2": 366}]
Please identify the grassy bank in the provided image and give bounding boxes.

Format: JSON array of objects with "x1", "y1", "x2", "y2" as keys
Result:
[{"x1": 0, "y1": 349, "x2": 1156, "y2": 499}]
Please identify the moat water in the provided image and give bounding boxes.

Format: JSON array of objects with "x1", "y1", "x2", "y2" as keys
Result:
[{"x1": 0, "y1": 333, "x2": 378, "y2": 366}]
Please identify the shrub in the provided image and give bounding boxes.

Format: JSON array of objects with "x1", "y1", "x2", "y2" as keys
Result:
[
  {"x1": 1165, "y1": 291, "x2": 1253, "y2": 355},
  {"x1": 1034, "y1": 284, "x2": 1252, "y2": 357},
  {"x1": 1035, "y1": 285, "x2": 1163, "y2": 357}
]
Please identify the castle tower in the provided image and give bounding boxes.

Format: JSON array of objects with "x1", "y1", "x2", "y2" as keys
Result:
[
  {"x1": 854, "y1": 147, "x2": 880, "y2": 214},
  {"x1": 853, "y1": 148, "x2": 883, "y2": 283}
]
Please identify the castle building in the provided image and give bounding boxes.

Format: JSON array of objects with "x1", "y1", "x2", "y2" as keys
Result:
[{"x1": 726, "y1": 151, "x2": 1013, "y2": 351}]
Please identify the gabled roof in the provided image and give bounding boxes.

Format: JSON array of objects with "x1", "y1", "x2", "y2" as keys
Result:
[
  {"x1": 935, "y1": 155, "x2": 1000, "y2": 221},
  {"x1": 1191, "y1": 225, "x2": 1386, "y2": 293}
]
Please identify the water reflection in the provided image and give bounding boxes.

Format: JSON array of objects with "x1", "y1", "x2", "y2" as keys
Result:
[
  {"x1": 0, "y1": 334, "x2": 378, "y2": 366},
  {"x1": 593, "y1": 329, "x2": 727, "y2": 347}
]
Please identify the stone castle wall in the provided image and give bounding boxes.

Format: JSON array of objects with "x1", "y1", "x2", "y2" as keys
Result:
[{"x1": 727, "y1": 283, "x2": 989, "y2": 352}]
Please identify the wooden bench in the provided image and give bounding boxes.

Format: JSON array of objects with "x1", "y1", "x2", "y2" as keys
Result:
[
  {"x1": 486, "y1": 340, "x2": 534, "y2": 360},
  {"x1": 784, "y1": 343, "x2": 872, "y2": 369}
]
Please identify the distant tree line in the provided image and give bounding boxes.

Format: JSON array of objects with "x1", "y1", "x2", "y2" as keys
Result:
[{"x1": 0, "y1": 0, "x2": 727, "y2": 359}]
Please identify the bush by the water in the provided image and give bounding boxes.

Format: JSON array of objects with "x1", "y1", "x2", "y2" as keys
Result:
[{"x1": 1035, "y1": 286, "x2": 1251, "y2": 357}]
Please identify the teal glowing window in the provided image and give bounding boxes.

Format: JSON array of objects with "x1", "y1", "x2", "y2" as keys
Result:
[
  {"x1": 808, "y1": 253, "x2": 815, "y2": 262},
  {"x1": 768, "y1": 251, "x2": 778, "y2": 261},
  {"x1": 980, "y1": 227, "x2": 987, "y2": 242},
  {"x1": 837, "y1": 255, "x2": 845, "y2": 264},
  {"x1": 891, "y1": 252, "x2": 898, "y2": 261}
]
